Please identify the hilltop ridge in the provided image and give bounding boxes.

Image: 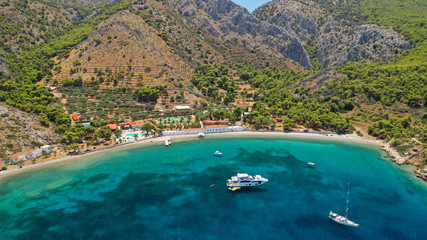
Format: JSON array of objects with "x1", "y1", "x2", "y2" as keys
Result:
[{"x1": 167, "y1": 0, "x2": 313, "y2": 70}]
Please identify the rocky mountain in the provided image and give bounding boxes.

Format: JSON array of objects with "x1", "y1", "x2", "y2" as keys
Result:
[
  {"x1": 315, "y1": 20, "x2": 411, "y2": 68},
  {"x1": 51, "y1": 0, "x2": 308, "y2": 89},
  {"x1": 253, "y1": 0, "x2": 324, "y2": 41},
  {"x1": 51, "y1": 9, "x2": 195, "y2": 88},
  {"x1": 166, "y1": 0, "x2": 313, "y2": 70},
  {"x1": 253, "y1": 0, "x2": 411, "y2": 68}
]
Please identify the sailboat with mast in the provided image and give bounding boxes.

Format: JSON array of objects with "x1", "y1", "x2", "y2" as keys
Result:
[{"x1": 329, "y1": 183, "x2": 359, "y2": 227}]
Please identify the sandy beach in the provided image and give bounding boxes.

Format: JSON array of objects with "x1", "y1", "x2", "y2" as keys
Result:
[{"x1": 0, "y1": 131, "x2": 382, "y2": 180}]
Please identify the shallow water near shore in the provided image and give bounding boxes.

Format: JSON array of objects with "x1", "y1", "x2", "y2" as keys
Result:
[{"x1": 1, "y1": 137, "x2": 426, "y2": 239}]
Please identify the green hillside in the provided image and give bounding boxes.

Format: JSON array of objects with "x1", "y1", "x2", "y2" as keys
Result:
[
  {"x1": 0, "y1": 0, "x2": 426, "y2": 165},
  {"x1": 359, "y1": 0, "x2": 427, "y2": 65}
]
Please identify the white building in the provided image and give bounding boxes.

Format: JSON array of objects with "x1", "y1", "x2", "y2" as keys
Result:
[
  {"x1": 228, "y1": 126, "x2": 246, "y2": 132},
  {"x1": 26, "y1": 152, "x2": 35, "y2": 159},
  {"x1": 175, "y1": 105, "x2": 191, "y2": 111},
  {"x1": 204, "y1": 125, "x2": 229, "y2": 133},
  {"x1": 163, "y1": 128, "x2": 205, "y2": 136},
  {"x1": 34, "y1": 149, "x2": 43, "y2": 157},
  {"x1": 41, "y1": 145, "x2": 52, "y2": 152},
  {"x1": 162, "y1": 125, "x2": 246, "y2": 136}
]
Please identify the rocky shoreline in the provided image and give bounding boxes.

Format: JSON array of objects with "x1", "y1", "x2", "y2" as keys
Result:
[{"x1": 381, "y1": 142, "x2": 426, "y2": 182}]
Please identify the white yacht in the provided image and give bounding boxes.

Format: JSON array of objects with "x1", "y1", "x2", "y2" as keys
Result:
[
  {"x1": 329, "y1": 183, "x2": 359, "y2": 227},
  {"x1": 329, "y1": 211, "x2": 359, "y2": 227},
  {"x1": 226, "y1": 173, "x2": 268, "y2": 188}
]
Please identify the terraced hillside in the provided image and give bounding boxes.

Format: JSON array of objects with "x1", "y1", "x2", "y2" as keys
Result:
[{"x1": 50, "y1": 10, "x2": 195, "y2": 88}]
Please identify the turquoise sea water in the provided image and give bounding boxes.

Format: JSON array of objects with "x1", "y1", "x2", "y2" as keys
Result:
[{"x1": 1, "y1": 137, "x2": 427, "y2": 239}]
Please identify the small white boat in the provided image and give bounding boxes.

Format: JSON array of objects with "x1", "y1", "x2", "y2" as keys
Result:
[
  {"x1": 308, "y1": 162, "x2": 315, "y2": 166},
  {"x1": 214, "y1": 151, "x2": 222, "y2": 156},
  {"x1": 165, "y1": 137, "x2": 171, "y2": 147},
  {"x1": 198, "y1": 133, "x2": 205, "y2": 138},
  {"x1": 329, "y1": 183, "x2": 359, "y2": 227}
]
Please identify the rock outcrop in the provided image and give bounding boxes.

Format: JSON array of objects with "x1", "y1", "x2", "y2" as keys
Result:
[
  {"x1": 167, "y1": 0, "x2": 313, "y2": 70},
  {"x1": 315, "y1": 20, "x2": 412, "y2": 67},
  {"x1": 253, "y1": 0, "x2": 324, "y2": 41},
  {"x1": 252, "y1": 0, "x2": 411, "y2": 69}
]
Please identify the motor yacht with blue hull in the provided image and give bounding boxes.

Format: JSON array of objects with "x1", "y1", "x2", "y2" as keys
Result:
[{"x1": 226, "y1": 173, "x2": 268, "y2": 188}]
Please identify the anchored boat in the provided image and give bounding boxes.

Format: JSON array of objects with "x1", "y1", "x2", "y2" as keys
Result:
[
  {"x1": 226, "y1": 173, "x2": 268, "y2": 188},
  {"x1": 214, "y1": 151, "x2": 222, "y2": 156},
  {"x1": 329, "y1": 183, "x2": 359, "y2": 227}
]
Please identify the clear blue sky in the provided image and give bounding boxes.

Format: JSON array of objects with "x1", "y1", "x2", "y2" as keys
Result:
[{"x1": 231, "y1": 0, "x2": 273, "y2": 12}]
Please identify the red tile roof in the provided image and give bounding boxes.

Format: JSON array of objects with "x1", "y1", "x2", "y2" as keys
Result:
[
  {"x1": 26, "y1": 152, "x2": 34, "y2": 155},
  {"x1": 71, "y1": 114, "x2": 79, "y2": 121},
  {"x1": 107, "y1": 124, "x2": 118, "y2": 130},
  {"x1": 203, "y1": 120, "x2": 228, "y2": 125},
  {"x1": 205, "y1": 125, "x2": 228, "y2": 128}
]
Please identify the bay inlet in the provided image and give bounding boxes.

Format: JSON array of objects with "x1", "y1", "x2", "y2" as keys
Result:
[{"x1": 1, "y1": 137, "x2": 426, "y2": 239}]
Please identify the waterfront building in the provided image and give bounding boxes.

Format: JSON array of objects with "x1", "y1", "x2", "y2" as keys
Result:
[
  {"x1": 26, "y1": 152, "x2": 35, "y2": 159},
  {"x1": 205, "y1": 125, "x2": 229, "y2": 133},
  {"x1": 162, "y1": 125, "x2": 246, "y2": 136}
]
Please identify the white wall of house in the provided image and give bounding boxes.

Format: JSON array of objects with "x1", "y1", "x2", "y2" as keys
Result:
[
  {"x1": 183, "y1": 129, "x2": 205, "y2": 135},
  {"x1": 228, "y1": 126, "x2": 246, "y2": 132},
  {"x1": 162, "y1": 130, "x2": 188, "y2": 136},
  {"x1": 162, "y1": 126, "x2": 245, "y2": 136},
  {"x1": 34, "y1": 150, "x2": 43, "y2": 157},
  {"x1": 205, "y1": 126, "x2": 229, "y2": 133},
  {"x1": 41, "y1": 145, "x2": 52, "y2": 152}
]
